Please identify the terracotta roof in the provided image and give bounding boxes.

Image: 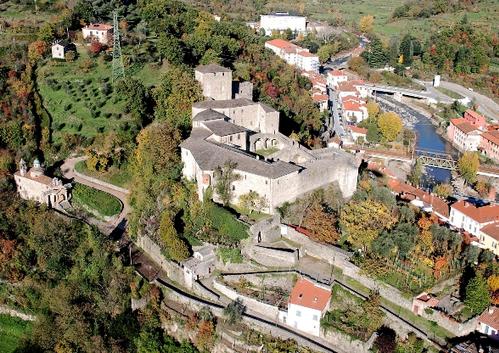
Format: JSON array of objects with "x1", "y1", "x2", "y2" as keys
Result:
[
  {"x1": 412, "y1": 189, "x2": 449, "y2": 218},
  {"x1": 337, "y1": 80, "x2": 363, "y2": 93},
  {"x1": 312, "y1": 94, "x2": 328, "y2": 102},
  {"x1": 84, "y1": 23, "x2": 113, "y2": 31},
  {"x1": 343, "y1": 101, "x2": 363, "y2": 112},
  {"x1": 482, "y1": 131, "x2": 499, "y2": 146},
  {"x1": 297, "y1": 50, "x2": 317, "y2": 58},
  {"x1": 456, "y1": 121, "x2": 480, "y2": 134},
  {"x1": 348, "y1": 126, "x2": 367, "y2": 134},
  {"x1": 479, "y1": 307, "x2": 499, "y2": 330},
  {"x1": 14, "y1": 170, "x2": 54, "y2": 186},
  {"x1": 450, "y1": 118, "x2": 466, "y2": 126},
  {"x1": 341, "y1": 95, "x2": 361, "y2": 103},
  {"x1": 481, "y1": 222, "x2": 499, "y2": 241},
  {"x1": 289, "y1": 278, "x2": 331, "y2": 311},
  {"x1": 465, "y1": 109, "x2": 485, "y2": 122},
  {"x1": 328, "y1": 69, "x2": 346, "y2": 77},
  {"x1": 451, "y1": 200, "x2": 499, "y2": 224},
  {"x1": 266, "y1": 39, "x2": 298, "y2": 50}
]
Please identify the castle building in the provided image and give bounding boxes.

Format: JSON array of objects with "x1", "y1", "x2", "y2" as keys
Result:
[
  {"x1": 181, "y1": 65, "x2": 358, "y2": 214},
  {"x1": 14, "y1": 159, "x2": 70, "y2": 207}
]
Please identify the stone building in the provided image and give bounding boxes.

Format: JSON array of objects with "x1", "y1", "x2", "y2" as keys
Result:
[
  {"x1": 181, "y1": 65, "x2": 358, "y2": 214},
  {"x1": 14, "y1": 159, "x2": 71, "y2": 207},
  {"x1": 194, "y1": 64, "x2": 233, "y2": 101}
]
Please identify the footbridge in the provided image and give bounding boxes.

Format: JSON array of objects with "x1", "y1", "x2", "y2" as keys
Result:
[{"x1": 357, "y1": 84, "x2": 453, "y2": 104}]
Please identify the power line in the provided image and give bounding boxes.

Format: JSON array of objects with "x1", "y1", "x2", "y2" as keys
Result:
[{"x1": 112, "y1": 10, "x2": 125, "y2": 83}]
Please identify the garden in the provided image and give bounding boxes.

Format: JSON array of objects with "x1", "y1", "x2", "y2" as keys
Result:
[
  {"x1": 71, "y1": 183, "x2": 122, "y2": 218},
  {"x1": 75, "y1": 160, "x2": 131, "y2": 188}
]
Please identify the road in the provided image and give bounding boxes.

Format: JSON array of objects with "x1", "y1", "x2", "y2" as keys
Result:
[
  {"x1": 61, "y1": 156, "x2": 130, "y2": 235},
  {"x1": 421, "y1": 80, "x2": 499, "y2": 121}
]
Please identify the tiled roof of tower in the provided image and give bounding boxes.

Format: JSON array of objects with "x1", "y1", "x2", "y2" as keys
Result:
[
  {"x1": 195, "y1": 64, "x2": 232, "y2": 74},
  {"x1": 288, "y1": 278, "x2": 331, "y2": 311}
]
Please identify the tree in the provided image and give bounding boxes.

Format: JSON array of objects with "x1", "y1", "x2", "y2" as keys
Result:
[
  {"x1": 159, "y1": 211, "x2": 190, "y2": 262},
  {"x1": 116, "y1": 78, "x2": 151, "y2": 127},
  {"x1": 399, "y1": 34, "x2": 421, "y2": 66},
  {"x1": 475, "y1": 179, "x2": 492, "y2": 198},
  {"x1": 302, "y1": 201, "x2": 339, "y2": 244},
  {"x1": 214, "y1": 161, "x2": 241, "y2": 207},
  {"x1": 224, "y1": 298, "x2": 245, "y2": 325},
  {"x1": 64, "y1": 51, "x2": 76, "y2": 62},
  {"x1": 359, "y1": 15, "x2": 374, "y2": 33},
  {"x1": 340, "y1": 199, "x2": 395, "y2": 252},
  {"x1": 361, "y1": 36, "x2": 387, "y2": 68},
  {"x1": 464, "y1": 274, "x2": 490, "y2": 316},
  {"x1": 348, "y1": 56, "x2": 368, "y2": 75},
  {"x1": 157, "y1": 33, "x2": 184, "y2": 65},
  {"x1": 408, "y1": 159, "x2": 423, "y2": 186},
  {"x1": 377, "y1": 112, "x2": 403, "y2": 141},
  {"x1": 457, "y1": 152, "x2": 480, "y2": 184},
  {"x1": 239, "y1": 191, "x2": 267, "y2": 214},
  {"x1": 317, "y1": 44, "x2": 339, "y2": 64},
  {"x1": 88, "y1": 41, "x2": 103, "y2": 56},
  {"x1": 433, "y1": 184, "x2": 453, "y2": 198},
  {"x1": 28, "y1": 40, "x2": 48, "y2": 63},
  {"x1": 366, "y1": 100, "x2": 380, "y2": 119},
  {"x1": 374, "y1": 326, "x2": 396, "y2": 353}
]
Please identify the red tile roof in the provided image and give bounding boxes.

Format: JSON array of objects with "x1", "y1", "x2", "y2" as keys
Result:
[
  {"x1": 329, "y1": 69, "x2": 346, "y2": 77},
  {"x1": 312, "y1": 94, "x2": 328, "y2": 102},
  {"x1": 479, "y1": 307, "x2": 499, "y2": 330},
  {"x1": 481, "y1": 222, "x2": 499, "y2": 241},
  {"x1": 348, "y1": 125, "x2": 367, "y2": 134},
  {"x1": 451, "y1": 200, "x2": 499, "y2": 224},
  {"x1": 297, "y1": 50, "x2": 317, "y2": 58},
  {"x1": 465, "y1": 109, "x2": 485, "y2": 122},
  {"x1": 343, "y1": 101, "x2": 364, "y2": 112},
  {"x1": 85, "y1": 23, "x2": 113, "y2": 31},
  {"x1": 289, "y1": 278, "x2": 331, "y2": 311},
  {"x1": 482, "y1": 131, "x2": 499, "y2": 146},
  {"x1": 266, "y1": 39, "x2": 297, "y2": 50}
]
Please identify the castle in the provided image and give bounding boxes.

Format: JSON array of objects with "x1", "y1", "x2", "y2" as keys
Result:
[
  {"x1": 14, "y1": 159, "x2": 71, "y2": 207},
  {"x1": 181, "y1": 64, "x2": 358, "y2": 214}
]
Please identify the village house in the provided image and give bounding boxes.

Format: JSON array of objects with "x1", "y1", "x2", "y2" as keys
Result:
[
  {"x1": 336, "y1": 80, "x2": 366, "y2": 100},
  {"x1": 341, "y1": 99, "x2": 368, "y2": 123},
  {"x1": 182, "y1": 243, "x2": 216, "y2": 289},
  {"x1": 14, "y1": 159, "x2": 70, "y2": 207},
  {"x1": 51, "y1": 40, "x2": 76, "y2": 59},
  {"x1": 480, "y1": 129, "x2": 499, "y2": 163},
  {"x1": 265, "y1": 39, "x2": 320, "y2": 73},
  {"x1": 181, "y1": 64, "x2": 358, "y2": 214},
  {"x1": 82, "y1": 23, "x2": 113, "y2": 45},
  {"x1": 477, "y1": 306, "x2": 499, "y2": 339},
  {"x1": 326, "y1": 69, "x2": 348, "y2": 89},
  {"x1": 260, "y1": 13, "x2": 307, "y2": 36},
  {"x1": 312, "y1": 93, "x2": 328, "y2": 112},
  {"x1": 447, "y1": 118, "x2": 483, "y2": 152},
  {"x1": 412, "y1": 292, "x2": 439, "y2": 316},
  {"x1": 449, "y1": 200, "x2": 499, "y2": 237},
  {"x1": 478, "y1": 223, "x2": 499, "y2": 256},
  {"x1": 279, "y1": 278, "x2": 331, "y2": 337},
  {"x1": 301, "y1": 71, "x2": 327, "y2": 94},
  {"x1": 347, "y1": 125, "x2": 367, "y2": 143}
]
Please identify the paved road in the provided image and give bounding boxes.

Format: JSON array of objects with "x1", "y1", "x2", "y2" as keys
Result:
[
  {"x1": 61, "y1": 156, "x2": 130, "y2": 235},
  {"x1": 421, "y1": 80, "x2": 499, "y2": 121}
]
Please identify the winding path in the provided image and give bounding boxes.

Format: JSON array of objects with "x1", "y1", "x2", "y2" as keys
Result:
[{"x1": 61, "y1": 156, "x2": 130, "y2": 235}]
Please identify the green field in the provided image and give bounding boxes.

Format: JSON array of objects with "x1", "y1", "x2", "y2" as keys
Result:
[
  {"x1": 72, "y1": 183, "x2": 122, "y2": 218},
  {"x1": 0, "y1": 314, "x2": 32, "y2": 353},
  {"x1": 75, "y1": 161, "x2": 132, "y2": 188}
]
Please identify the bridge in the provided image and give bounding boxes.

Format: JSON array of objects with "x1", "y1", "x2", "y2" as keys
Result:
[{"x1": 357, "y1": 84, "x2": 453, "y2": 104}]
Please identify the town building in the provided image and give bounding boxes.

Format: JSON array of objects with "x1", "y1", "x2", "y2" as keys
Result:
[
  {"x1": 480, "y1": 130, "x2": 499, "y2": 163},
  {"x1": 449, "y1": 200, "x2": 499, "y2": 237},
  {"x1": 347, "y1": 125, "x2": 367, "y2": 143},
  {"x1": 326, "y1": 69, "x2": 348, "y2": 89},
  {"x1": 301, "y1": 71, "x2": 327, "y2": 94},
  {"x1": 181, "y1": 65, "x2": 358, "y2": 214},
  {"x1": 195, "y1": 64, "x2": 233, "y2": 101},
  {"x1": 260, "y1": 13, "x2": 306, "y2": 36},
  {"x1": 478, "y1": 223, "x2": 499, "y2": 256},
  {"x1": 447, "y1": 118, "x2": 482, "y2": 152},
  {"x1": 312, "y1": 93, "x2": 328, "y2": 112},
  {"x1": 477, "y1": 307, "x2": 499, "y2": 339},
  {"x1": 463, "y1": 110, "x2": 487, "y2": 130},
  {"x1": 265, "y1": 39, "x2": 319, "y2": 73},
  {"x1": 51, "y1": 40, "x2": 76, "y2": 59},
  {"x1": 82, "y1": 23, "x2": 113, "y2": 45},
  {"x1": 14, "y1": 159, "x2": 70, "y2": 207},
  {"x1": 279, "y1": 278, "x2": 331, "y2": 337},
  {"x1": 341, "y1": 99, "x2": 368, "y2": 123}
]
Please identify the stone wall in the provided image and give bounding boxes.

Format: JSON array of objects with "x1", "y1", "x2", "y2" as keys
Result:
[
  {"x1": 249, "y1": 215, "x2": 281, "y2": 243},
  {"x1": 421, "y1": 309, "x2": 477, "y2": 337},
  {"x1": 0, "y1": 305, "x2": 36, "y2": 321},
  {"x1": 74, "y1": 170, "x2": 130, "y2": 195},
  {"x1": 321, "y1": 330, "x2": 373, "y2": 353},
  {"x1": 213, "y1": 280, "x2": 280, "y2": 320},
  {"x1": 247, "y1": 245, "x2": 298, "y2": 267}
]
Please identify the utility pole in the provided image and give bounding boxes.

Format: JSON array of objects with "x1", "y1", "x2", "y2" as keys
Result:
[{"x1": 112, "y1": 10, "x2": 125, "y2": 83}]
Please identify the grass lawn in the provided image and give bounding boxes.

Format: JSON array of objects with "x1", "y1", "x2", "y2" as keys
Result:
[
  {"x1": 72, "y1": 183, "x2": 122, "y2": 217},
  {"x1": 207, "y1": 203, "x2": 249, "y2": 243},
  {"x1": 75, "y1": 160, "x2": 132, "y2": 188},
  {"x1": 256, "y1": 147, "x2": 279, "y2": 157},
  {"x1": 0, "y1": 314, "x2": 32, "y2": 353},
  {"x1": 217, "y1": 247, "x2": 244, "y2": 264},
  {"x1": 436, "y1": 86, "x2": 464, "y2": 100}
]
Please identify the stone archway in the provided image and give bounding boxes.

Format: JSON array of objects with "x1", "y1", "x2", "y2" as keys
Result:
[{"x1": 254, "y1": 138, "x2": 266, "y2": 151}]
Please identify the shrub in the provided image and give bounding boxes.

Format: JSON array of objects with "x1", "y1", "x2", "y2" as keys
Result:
[
  {"x1": 88, "y1": 41, "x2": 103, "y2": 57},
  {"x1": 64, "y1": 103, "x2": 72, "y2": 111}
]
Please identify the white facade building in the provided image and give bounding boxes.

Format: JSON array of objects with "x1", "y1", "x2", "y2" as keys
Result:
[
  {"x1": 260, "y1": 13, "x2": 306, "y2": 36},
  {"x1": 279, "y1": 278, "x2": 331, "y2": 337},
  {"x1": 326, "y1": 69, "x2": 348, "y2": 89},
  {"x1": 449, "y1": 200, "x2": 499, "y2": 237},
  {"x1": 51, "y1": 41, "x2": 75, "y2": 59},
  {"x1": 265, "y1": 39, "x2": 319, "y2": 73},
  {"x1": 82, "y1": 23, "x2": 113, "y2": 45},
  {"x1": 477, "y1": 307, "x2": 499, "y2": 339}
]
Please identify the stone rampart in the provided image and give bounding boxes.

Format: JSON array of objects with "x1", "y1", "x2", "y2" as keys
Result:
[
  {"x1": 247, "y1": 245, "x2": 298, "y2": 267},
  {"x1": 249, "y1": 215, "x2": 281, "y2": 242}
]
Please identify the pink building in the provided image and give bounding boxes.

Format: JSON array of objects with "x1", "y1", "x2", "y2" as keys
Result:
[
  {"x1": 447, "y1": 118, "x2": 482, "y2": 152},
  {"x1": 480, "y1": 130, "x2": 499, "y2": 163},
  {"x1": 463, "y1": 110, "x2": 486, "y2": 130},
  {"x1": 412, "y1": 292, "x2": 439, "y2": 316}
]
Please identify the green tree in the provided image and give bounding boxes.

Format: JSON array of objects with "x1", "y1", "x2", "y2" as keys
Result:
[
  {"x1": 214, "y1": 161, "x2": 241, "y2": 207},
  {"x1": 457, "y1": 152, "x2": 480, "y2": 184},
  {"x1": 159, "y1": 211, "x2": 190, "y2": 262},
  {"x1": 224, "y1": 298, "x2": 245, "y2": 325},
  {"x1": 408, "y1": 159, "x2": 423, "y2": 186},
  {"x1": 377, "y1": 112, "x2": 403, "y2": 141},
  {"x1": 117, "y1": 77, "x2": 151, "y2": 127},
  {"x1": 157, "y1": 33, "x2": 185, "y2": 65},
  {"x1": 361, "y1": 36, "x2": 387, "y2": 68},
  {"x1": 464, "y1": 274, "x2": 491, "y2": 316},
  {"x1": 433, "y1": 183, "x2": 453, "y2": 198}
]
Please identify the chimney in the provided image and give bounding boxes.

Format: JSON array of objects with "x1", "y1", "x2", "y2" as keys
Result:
[{"x1": 489, "y1": 306, "x2": 494, "y2": 315}]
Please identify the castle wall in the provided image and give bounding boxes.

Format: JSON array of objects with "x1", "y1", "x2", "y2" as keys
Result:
[{"x1": 195, "y1": 71, "x2": 232, "y2": 101}]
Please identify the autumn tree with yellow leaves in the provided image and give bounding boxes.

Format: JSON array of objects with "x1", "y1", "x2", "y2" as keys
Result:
[
  {"x1": 359, "y1": 15, "x2": 374, "y2": 33},
  {"x1": 377, "y1": 112, "x2": 403, "y2": 142}
]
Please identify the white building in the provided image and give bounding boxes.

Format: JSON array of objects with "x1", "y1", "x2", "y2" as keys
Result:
[
  {"x1": 312, "y1": 93, "x2": 328, "y2": 112},
  {"x1": 449, "y1": 200, "x2": 499, "y2": 237},
  {"x1": 265, "y1": 39, "x2": 319, "y2": 73},
  {"x1": 477, "y1": 306, "x2": 499, "y2": 339},
  {"x1": 82, "y1": 23, "x2": 113, "y2": 45},
  {"x1": 326, "y1": 69, "x2": 348, "y2": 89},
  {"x1": 260, "y1": 13, "x2": 306, "y2": 36},
  {"x1": 51, "y1": 40, "x2": 75, "y2": 59},
  {"x1": 478, "y1": 223, "x2": 499, "y2": 256},
  {"x1": 279, "y1": 278, "x2": 331, "y2": 337},
  {"x1": 14, "y1": 159, "x2": 70, "y2": 207},
  {"x1": 182, "y1": 243, "x2": 216, "y2": 289}
]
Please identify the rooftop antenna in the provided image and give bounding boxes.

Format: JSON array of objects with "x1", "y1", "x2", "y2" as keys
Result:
[{"x1": 112, "y1": 10, "x2": 125, "y2": 83}]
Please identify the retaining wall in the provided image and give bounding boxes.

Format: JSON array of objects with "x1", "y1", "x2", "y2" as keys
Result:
[
  {"x1": 0, "y1": 305, "x2": 36, "y2": 321},
  {"x1": 74, "y1": 170, "x2": 130, "y2": 195},
  {"x1": 247, "y1": 245, "x2": 298, "y2": 267},
  {"x1": 321, "y1": 330, "x2": 373, "y2": 353},
  {"x1": 249, "y1": 215, "x2": 281, "y2": 243}
]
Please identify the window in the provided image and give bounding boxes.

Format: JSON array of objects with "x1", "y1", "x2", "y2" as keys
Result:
[
  {"x1": 296, "y1": 310, "x2": 301, "y2": 317},
  {"x1": 232, "y1": 185, "x2": 235, "y2": 191},
  {"x1": 312, "y1": 314, "x2": 318, "y2": 321}
]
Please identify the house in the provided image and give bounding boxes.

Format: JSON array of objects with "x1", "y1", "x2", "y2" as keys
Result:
[
  {"x1": 348, "y1": 125, "x2": 367, "y2": 143},
  {"x1": 312, "y1": 93, "x2": 328, "y2": 112},
  {"x1": 447, "y1": 118, "x2": 483, "y2": 152},
  {"x1": 260, "y1": 13, "x2": 306, "y2": 36},
  {"x1": 51, "y1": 40, "x2": 76, "y2": 59},
  {"x1": 14, "y1": 159, "x2": 70, "y2": 207},
  {"x1": 301, "y1": 71, "x2": 327, "y2": 93},
  {"x1": 477, "y1": 306, "x2": 499, "y2": 339},
  {"x1": 181, "y1": 65, "x2": 358, "y2": 214},
  {"x1": 477, "y1": 223, "x2": 499, "y2": 256},
  {"x1": 265, "y1": 39, "x2": 320, "y2": 73},
  {"x1": 342, "y1": 100, "x2": 368, "y2": 123},
  {"x1": 326, "y1": 69, "x2": 348, "y2": 89},
  {"x1": 412, "y1": 292, "x2": 439, "y2": 316},
  {"x1": 449, "y1": 200, "x2": 499, "y2": 237},
  {"x1": 279, "y1": 278, "x2": 331, "y2": 336},
  {"x1": 463, "y1": 110, "x2": 487, "y2": 130},
  {"x1": 82, "y1": 23, "x2": 113, "y2": 45},
  {"x1": 182, "y1": 243, "x2": 216, "y2": 289},
  {"x1": 336, "y1": 80, "x2": 365, "y2": 100},
  {"x1": 480, "y1": 130, "x2": 499, "y2": 163}
]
